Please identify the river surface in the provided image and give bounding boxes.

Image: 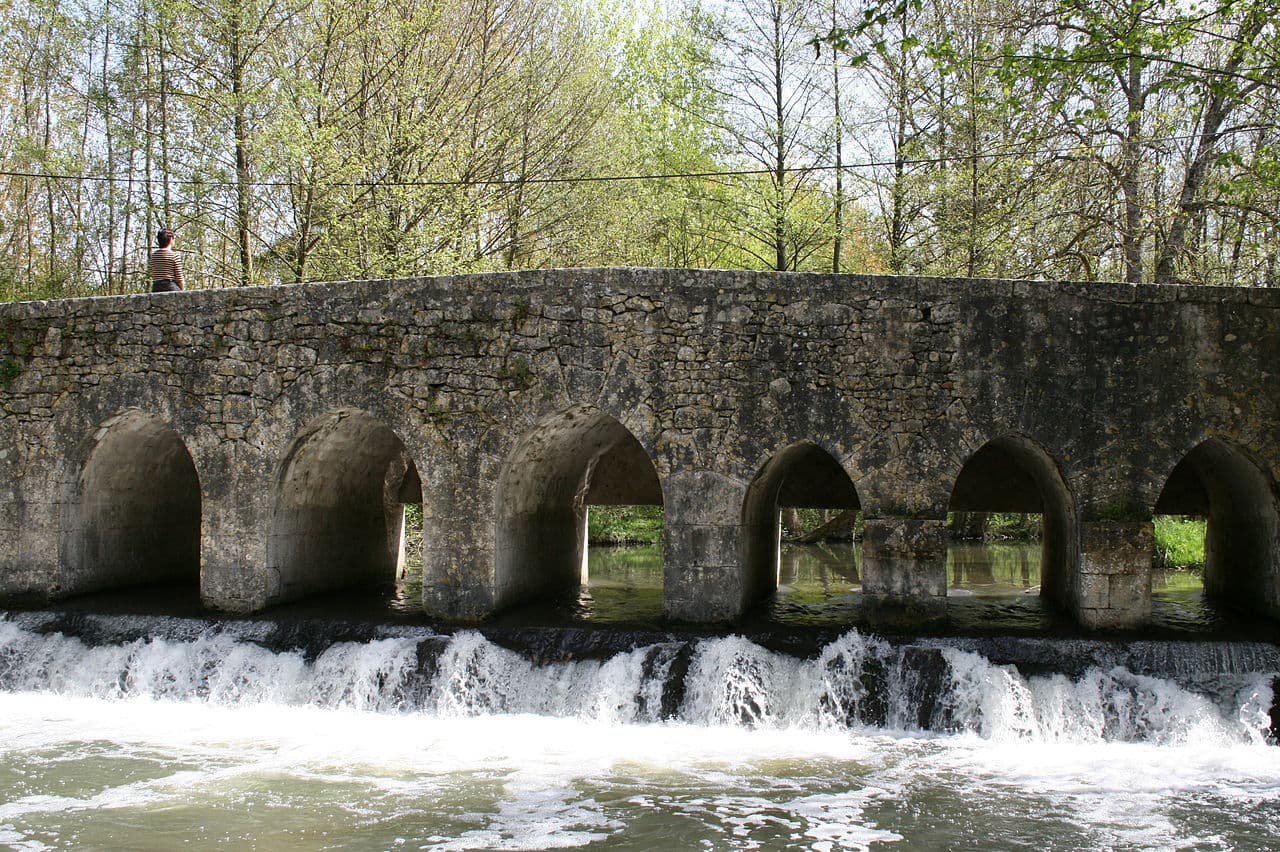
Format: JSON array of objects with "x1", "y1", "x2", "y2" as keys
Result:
[
  {"x1": 576, "y1": 542, "x2": 1233, "y2": 637},
  {"x1": 1, "y1": 543, "x2": 1277, "y2": 850}
]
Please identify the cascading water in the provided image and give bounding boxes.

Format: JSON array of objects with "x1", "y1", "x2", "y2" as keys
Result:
[
  {"x1": 2, "y1": 610, "x2": 1278, "y2": 849},
  {"x1": 1, "y1": 612, "x2": 1273, "y2": 743}
]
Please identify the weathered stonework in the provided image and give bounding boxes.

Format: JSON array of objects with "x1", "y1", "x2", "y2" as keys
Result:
[
  {"x1": 1076, "y1": 522, "x2": 1155, "y2": 629},
  {"x1": 0, "y1": 268, "x2": 1276, "y2": 629},
  {"x1": 861, "y1": 518, "x2": 948, "y2": 601}
]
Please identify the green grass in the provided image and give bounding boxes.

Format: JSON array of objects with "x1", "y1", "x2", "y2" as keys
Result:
[
  {"x1": 1153, "y1": 515, "x2": 1206, "y2": 568},
  {"x1": 587, "y1": 505, "x2": 664, "y2": 545}
]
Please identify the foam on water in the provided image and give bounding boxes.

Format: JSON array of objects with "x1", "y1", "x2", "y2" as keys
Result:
[
  {"x1": 0, "y1": 612, "x2": 1277, "y2": 848},
  {"x1": 1, "y1": 688, "x2": 1276, "y2": 850},
  {"x1": 0, "y1": 615, "x2": 1274, "y2": 744}
]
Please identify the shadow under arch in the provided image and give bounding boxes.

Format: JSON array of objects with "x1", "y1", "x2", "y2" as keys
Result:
[
  {"x1": 269, "y1": 409, "x2": 420, "y2": 607},
  {"x1": 61, "y1": 409, "x2": 202, "y2": 597},
  {"x1": 947, "y1": 434, "x2": 1077, "y2": 608},
  {"x1": 495, "y1": 405, "x2": 662, "y2": 612},
  {"x1": 1155, "y1": 438, "x2": 1279, "y2": 618},
  {"x1": 741, "y1": 441, "x2": 861, "y2": 606}
]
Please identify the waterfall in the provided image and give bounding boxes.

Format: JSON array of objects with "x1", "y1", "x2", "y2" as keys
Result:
[{"x1": 0, "y1": 612, "x2": 1274, "y2": 746}]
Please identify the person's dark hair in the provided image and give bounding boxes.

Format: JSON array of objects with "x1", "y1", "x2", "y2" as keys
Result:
[{"x1": 156, "y1": 228, "x2": 175, "y2": 248}]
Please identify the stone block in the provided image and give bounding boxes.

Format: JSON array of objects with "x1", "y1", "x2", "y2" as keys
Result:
[
  {"x1": 861, "y1": 517, "x2": 947, "y2": 600},
  {"x1": 662, "y1": 472, "x2": 746, "y2": 527},
  {"x1": 1080, "y1": 521, "x2": 1153, "y2": 575},
  {"x1": 1246, "y1": 288, "x2": 1280, "y2": 308},
  {"x1": 1074, "y1": 574, "x2": 1110, "y2": 611},
  {"x1": 1108, "y1": 572, "x2": 1153, "y2": 618},
  {"x1": 664, "y1": 522, "x2": 738, "y2": 568},
  {"x1": 861, "y1": 517, "x2": 948, "y2": 560},
  {"x1": 1133, "y1": 283, "x2": 1179, "y2": 304},
  {"x1": 200, "y1": 561, "x2": 270, "y2": 613},
  {"x1": 1073, "y1": 521, "x2": 1153, "y2": 629},
  {"x1": 664, "y1": 563, "x2": 745, "y2": 622},
  {"x1": 861, "y1": 557, "x2": 946, "y2": 599}
]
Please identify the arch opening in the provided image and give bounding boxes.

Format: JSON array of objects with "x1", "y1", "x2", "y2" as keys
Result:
[
  {"x1": 495, "y1": 406, "x2": 663, "y2": 614},
  {"x1": 63, "y1": 411, "x2": 202, "y2": 598},
  {"x1": 1154, "y1": 439, "x2": 1279, "y2": 618},
  {"x1": 742, "y1": 442, "x2": 862, "y2": 610},
  {"x1": 946, "y1": 436, "x2": 1076, "y2": 607},
  {"x1": 269, "y1": 409, "x2": 421, "y2": 607}
]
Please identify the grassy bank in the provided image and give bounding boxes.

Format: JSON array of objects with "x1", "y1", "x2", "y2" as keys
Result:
[
  {"x1": 1154, "y1": 516, "x2": 1206, "y2": 569},
  {"x1": 587, "y1": 505, "x2": 664, "y2": 545},
  {"x1": 580, "y1": 507, "x2": 1208, "y2": 570}
]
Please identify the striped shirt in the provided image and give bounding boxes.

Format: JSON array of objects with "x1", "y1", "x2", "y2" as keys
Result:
[{"x1": 148, "y1": 247, "x2": 185, "y2": 289}]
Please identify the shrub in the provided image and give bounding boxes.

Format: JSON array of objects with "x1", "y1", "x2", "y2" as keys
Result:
[
  {"x1": 587, "y1": 505, "x2": 663, "y2": 545},
  {"x1": 1153, "y1": 516, "x2": 1206, "y2": 568}
]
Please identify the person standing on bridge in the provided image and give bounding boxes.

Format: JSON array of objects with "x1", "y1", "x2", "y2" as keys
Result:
[{"x1": 148, "y1": 228, "x2": 185, "y2": 293}]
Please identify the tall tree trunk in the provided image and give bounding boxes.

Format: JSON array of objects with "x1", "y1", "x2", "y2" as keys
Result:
[
  {"x1": 830, "y1": 0, "x2": 842, "y2": 273},
  {"x1": 103, "y1": 2, "x2": 116, "y2": 293},
  {"x1": 231, "y1": 0, "x2": 253, "y2": 287},
  {"x1": 159, "y1": 26, "x2": 171, "y2": 222},
  {"x1": 43, "y1": 66, "x2": 56, "y2": 288},
  {"x1": 771, "y1": 3, "x2": 786, "y2": 271},
  {"x1": 1155, "y1": 10, "x2": 1264, "y2": 285},
  {"x1": 1120, "y1": 54, "x2": 1145, "y2": 284},
  {"x1": 888, "y1": 25, "x2": 909, "y2": 273}
]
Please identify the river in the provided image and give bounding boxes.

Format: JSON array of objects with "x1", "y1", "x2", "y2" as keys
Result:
[{"x1": 0, "y1": 543, "x2": 1277, "y2": 850}]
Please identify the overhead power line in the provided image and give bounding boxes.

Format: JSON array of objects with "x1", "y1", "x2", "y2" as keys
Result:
[{"x1": 0, "y1": 129, "x2": 1265, "y2": 191}]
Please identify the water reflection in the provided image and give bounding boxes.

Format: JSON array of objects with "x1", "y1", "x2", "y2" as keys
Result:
[
  {"x1": 578, "y1": 545, "x2": 665, "y2": 622},
  {"x1": 778, "y1": 542, "x2": 862, "y2": 593},
  {"x1": 578, "y1": 542, "x2": 1055, "y2": 627},
  {"x1": 332, "y1": 534, "x2": 1219, "y2": 636},
  {"x1": 35, "y1": 540, "x2": 1256, "y2": 640},
  {"x1": 946, "y1": 542, "x2": 1040, "y2": 596},
  {"x1": 317, "y1": 542, "x2": 1210, "y2": 626},
  {"x1": 573, "y1": 543, "x2": 1232, "y2": 636}
]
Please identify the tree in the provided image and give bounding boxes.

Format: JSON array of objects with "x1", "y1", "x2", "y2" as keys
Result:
[{"x1": 714, "y1": 0, "x2": 832, "y2": 270}]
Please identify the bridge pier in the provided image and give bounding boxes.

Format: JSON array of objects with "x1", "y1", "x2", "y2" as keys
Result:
[
  {"x1": 860, "y1": 517, "x2": 948, "y2": 619},
  {"x1": 664, "y1": 472, "x2": 746, "y2": 622},
  {"x1": 6, "y1": 501, "x2": 58, "y2": 603},
  {"x1": 198, "y1": 469, "x2": 274, "y2": 612},
  {"x1": 1072, "y1": 521, "x2": 1154, "y2": 630},
  {"x1": 0, "y1": 269, "x2": 1276, "y2": 635}
]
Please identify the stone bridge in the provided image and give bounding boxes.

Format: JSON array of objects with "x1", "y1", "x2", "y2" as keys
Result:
[{"x1": 0, "y1": 269, "x2": 1277, "y2": 630}]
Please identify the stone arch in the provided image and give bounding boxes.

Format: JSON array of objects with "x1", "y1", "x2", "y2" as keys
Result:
[
  {"x1": 268, "y1": 408, "x2": 420, "y2": 606},
  {"x1": 947, "y1": 434, "x2": 1077, "y2": 608},
  {"x1": 741, "y1": 441, "x2": 861, "y2": 606},
  {"x1": 1154, "y1": 438, "x2": 1279, "y2": 618},
  {"x1": 61, "y1": 409, "x2": 202, "y2": 597},
  {"x1": 494, "y1": 404, "x2": 662, "y2": 612}
]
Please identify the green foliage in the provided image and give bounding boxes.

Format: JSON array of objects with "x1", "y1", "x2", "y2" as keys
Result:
[
  {"x1": 587, "y1": 505, "x2": 664, "y2": 545},
  {"x1": 3, "y1": 0, "x2": 1280, "y2": 297},
  {"x1": 0, "y1": 358, "x2": 23, "y2": 389},
  {"x1": 1153, "y1": 516, "x2": 1206, "y2": 569},
  {"x1": 402, "y1": 503, "x2": 425, "y2": 566},
  {"x1": 497, "y1": 356, "x2": 534, "y2": 389},
  {"x1": 945, "y1": 512, "x2": 1042, "y2": 542}
]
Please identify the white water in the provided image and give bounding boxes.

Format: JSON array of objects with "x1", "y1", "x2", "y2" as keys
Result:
[
  {"x1": 1, "y1": 616, "x2": 1273, "y2": 741},
  {"x1": 1, "y1": 614, "x2": 1277, "y2": 849}
]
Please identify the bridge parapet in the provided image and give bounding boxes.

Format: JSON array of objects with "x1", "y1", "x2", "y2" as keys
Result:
[{"x1": 0, "y1": 269, "x2": 1276, "y2": 629}]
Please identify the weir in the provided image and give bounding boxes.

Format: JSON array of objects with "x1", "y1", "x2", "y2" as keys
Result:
[
  {"x1": 0, "y1": 269, "x2": 1277, "y2": 633},
  {"x1": 2, "y1": 610, "x2": 1276, "y2": 743},
  {"x1": 1, "y1": 606, "x2": 1274, "y2": 848}
]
